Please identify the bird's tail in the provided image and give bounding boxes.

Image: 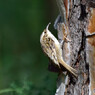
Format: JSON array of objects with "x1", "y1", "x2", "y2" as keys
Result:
[{"x1": 59, "y1": 59, "x2": 77, "y2": 77}]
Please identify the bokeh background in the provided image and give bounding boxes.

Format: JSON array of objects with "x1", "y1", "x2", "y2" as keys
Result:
[{"x1": 0, "y1": 0, "x2": 59, "y2": 95}]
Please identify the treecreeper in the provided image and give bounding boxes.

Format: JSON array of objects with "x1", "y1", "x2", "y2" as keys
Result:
[{"x1": 40, "y1": 23, "x2": 77, "y2": 77}]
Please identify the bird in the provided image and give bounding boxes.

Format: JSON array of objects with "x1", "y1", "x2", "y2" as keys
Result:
[{"x1": 40, "y1": 23, "x2": 77, "y2": 77}]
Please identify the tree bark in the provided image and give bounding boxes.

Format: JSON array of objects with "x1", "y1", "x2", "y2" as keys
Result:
[{"x1": 54, "y1": 0, "x2": 95, "y2": 95}]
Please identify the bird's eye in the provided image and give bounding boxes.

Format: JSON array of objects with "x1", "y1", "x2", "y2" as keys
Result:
[{"x1": 44, "y1": 30, "x2": 47, "y2": 34}]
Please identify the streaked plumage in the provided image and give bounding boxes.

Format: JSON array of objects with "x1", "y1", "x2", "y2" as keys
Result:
[{"x1": 40, "y1": 23, "x2": 77, "y2": 77}]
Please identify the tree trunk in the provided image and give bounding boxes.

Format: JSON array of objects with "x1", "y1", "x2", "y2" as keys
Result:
[{"x1": 54, "y1": 0, "x2": 95, "y2": 95}]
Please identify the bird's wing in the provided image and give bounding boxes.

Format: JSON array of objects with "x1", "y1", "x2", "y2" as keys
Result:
[{"x1": 41, "y1": 38, "x2": 59, "y2": 66}]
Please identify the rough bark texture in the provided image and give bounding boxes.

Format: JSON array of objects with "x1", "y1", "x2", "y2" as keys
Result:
[{"x1": 54, "y1": 0, "x2": 95, "y2": 95}]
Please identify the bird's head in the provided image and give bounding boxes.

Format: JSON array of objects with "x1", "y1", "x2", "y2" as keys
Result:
[{"x1": 40, "y1": 23, "x2": 51, "y2": 44}]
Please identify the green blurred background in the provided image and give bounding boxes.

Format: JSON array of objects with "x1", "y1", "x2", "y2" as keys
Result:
[{"x1": 0, "y1": 0, "x2": 59, "y2": 95}]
